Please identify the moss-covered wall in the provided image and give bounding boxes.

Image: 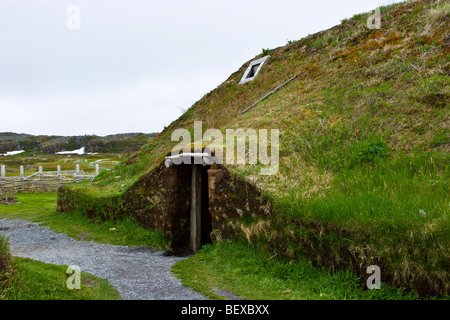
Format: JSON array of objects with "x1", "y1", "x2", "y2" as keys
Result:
[
  {"x1": 58, "y1": 162, "x2": 192, "y2": 253},
  {"x1": 207, "y1": 164, "x2": 273, "y2": 242}
]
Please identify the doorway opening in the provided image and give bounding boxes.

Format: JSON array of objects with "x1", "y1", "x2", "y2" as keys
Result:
[
  {"x1": 189, "y1": 164, "x2": 212, "y2": 253},
  {"x1": 165, "y1": 155, "x2": 213, "y2": 254}
]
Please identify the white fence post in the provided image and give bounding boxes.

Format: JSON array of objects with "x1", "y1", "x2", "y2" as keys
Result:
[
  {"x1": 39, "y1": 166, "x2": 43, "y2": 180},
  {"x1": 76, "y1": 164, "x2": 80, "y2": 175},
  {"x1": 1, "y1": 165, "x2": 5, "y2": 179},
  {"x1": 95, "y1": 163, "x2": 99, "y2": 176},
  {"x1": 57, "y1": 165, "x2": 61, "y2": 186},
  {"x1": 20, "y1": 166, "x2": 24, "y2": 179}
]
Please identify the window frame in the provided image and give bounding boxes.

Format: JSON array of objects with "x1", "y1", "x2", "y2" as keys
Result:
[{"x1": 239, "y1": 55, "x2": 270, "y2": 84}]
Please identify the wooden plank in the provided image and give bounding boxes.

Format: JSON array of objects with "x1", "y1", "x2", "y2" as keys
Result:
[
  {"x1": 241, "y1": 73, "x2": 300, "y2": 114},
  {"x1": 190, "y1": 164, "x2": 202, "y2": 253}
]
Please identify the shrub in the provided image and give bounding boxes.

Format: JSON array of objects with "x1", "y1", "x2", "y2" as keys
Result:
[
  {"x1": 0, "y1": 235, "x2": 13, "y2": 298},
  {"x1": 0, "y1": 191, "x2": 17, "y2": 205},
  {"x1": 351, "y1": 139, "x2": 390, "y2": 166},
  {"x1": 262, "y1": 48, "x2": 271, "y2": 56}
]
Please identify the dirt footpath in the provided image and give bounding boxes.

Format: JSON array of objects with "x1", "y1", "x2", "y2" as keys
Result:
[{"x1": 0, "y1": 218, "x2": 206, "y2": 300}]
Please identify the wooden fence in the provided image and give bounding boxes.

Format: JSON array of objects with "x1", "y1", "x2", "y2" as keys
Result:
[{"x1": 0, "y1": 164, "x2": 99, "y2": 193}]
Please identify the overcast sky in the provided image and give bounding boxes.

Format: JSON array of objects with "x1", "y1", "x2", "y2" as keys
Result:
[{"x1": 0, "y1": 0, "x2": 402, "y2": 137}]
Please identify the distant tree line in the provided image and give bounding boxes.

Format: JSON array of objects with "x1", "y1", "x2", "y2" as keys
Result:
[{"x1": 0, "y1": 132, "x2": 157, "y2": 154}]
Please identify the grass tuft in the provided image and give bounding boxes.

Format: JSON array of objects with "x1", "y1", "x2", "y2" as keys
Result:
[{"x1": 3, "y1": 257, "x2": 121, "y2": 300}]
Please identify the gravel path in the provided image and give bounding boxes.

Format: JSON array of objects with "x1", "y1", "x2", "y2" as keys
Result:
[{"x1": 0, "y1": 218, "x2": 206, "y2": 300}]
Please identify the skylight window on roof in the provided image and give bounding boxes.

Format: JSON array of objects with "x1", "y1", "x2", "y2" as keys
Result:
[
  {"x1": 246, "y1": 64, "x2": 261, "y2": 79},
  {"x1": 239, "y1": 56, "x2": 269, "y2": 84}
]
